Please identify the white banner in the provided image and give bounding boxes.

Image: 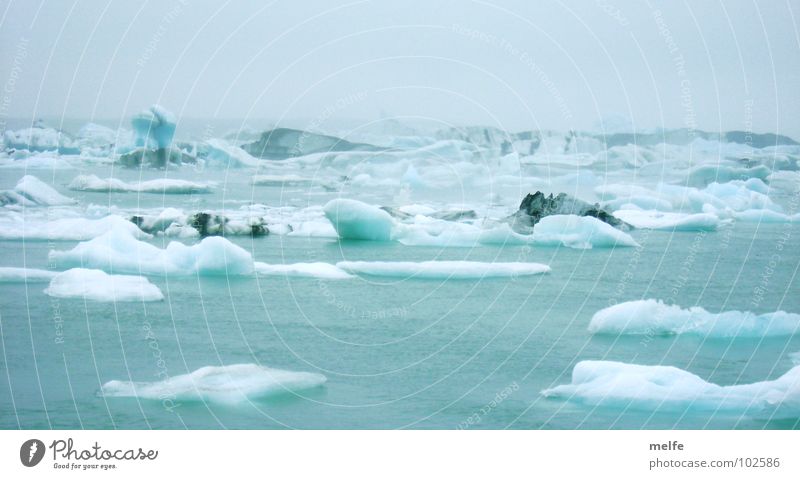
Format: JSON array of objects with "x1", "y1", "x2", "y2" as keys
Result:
[{"x1": 0, "y1": 430, "x2": 797, "y2": 478}]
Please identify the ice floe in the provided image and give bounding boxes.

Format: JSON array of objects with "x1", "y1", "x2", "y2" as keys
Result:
[
  {"x1": 531, "y1": 215, "x2": 639, "y2": 249},
  {"x1": 49, "y1": 227, "x2": 254, "y2": 276},
  {"x1": 0, "y1": 214, "x2": 149, "y2": 241},
  {"x1": 100, "y1": 363, "x2": 327, "y2": 404},
  {"x1": 44, "y1": 268, "x2": 164, "y2": 302},
  {"x1": 3, "y1": 126, "x2": 79, "y2": 154},
  {"x1": 254, "y1": 261, "x2": 353, "y2": 279},
  {"x1": 1, "y1": 175, "x2": 75, "y2": 207},
  {"x1": 323, "y1": 199, "x2": 638, "y2": 249},
  {"x1": 0, "y1": 267, "x2": 57, "y2": 282},
  {"x1": 542, "y1": 360, "x2": 800, "y2": 419},
  {"x1": 611, "y1": 210, "x2": 722, "y2": 231},
  {"x1": 204, "y1": 139, "x2": 263, "y2": 168},
  {"x1": 588, "y1": 300, "x2": 800, "y2": 337},
  {"x1": 336, "y1": 261, "x2": 550, "y2": 279},
  {"x1": 69, "y1": 174, "x2": 213, "y2": 194}
]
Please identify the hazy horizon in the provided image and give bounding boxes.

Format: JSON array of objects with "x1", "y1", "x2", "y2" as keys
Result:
[{"x1": 2, "y1": 0, "x2": 799, "y2": 137}]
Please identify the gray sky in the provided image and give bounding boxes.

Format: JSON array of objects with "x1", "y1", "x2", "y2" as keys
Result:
[{"x1": 1, "y1": 0, "x2": 799, "y2": 137}]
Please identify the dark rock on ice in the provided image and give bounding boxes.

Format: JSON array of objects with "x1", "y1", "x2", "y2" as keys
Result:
[
  {"x1": 508, "y1": 191, "x2": 631, "y2": 233},
  {"x1": 118, "y1": 147, "x2": 196, "y2": 168}
]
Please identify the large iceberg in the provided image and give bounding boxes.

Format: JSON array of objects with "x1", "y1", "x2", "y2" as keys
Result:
[
  {"x1": 588, "y1": 300, "x2": 800, "y2": 337},
  {"x1": 131, "y1": 105, "x2": 176, "y2": 150},
  {"x1": 69, "y1": 174, "x2": 213, "y2": 194},
  {"x1": 44, "y1": 268, "x2": 164, "y2": 302},
  {"x1": 337, "y1": 261, "x2": 550, "y2": 279},
  {"x1": 542, "y1": 360, "x2": 800, "y2": 419},
  {"x1": 49, "y1": 227, "x2": 254, "y2": 276},
  {"x1": 1, "y1": 175, "x2": 75, "y2": 207},
  {"x1": 323, "y1": 199, "x2": 638, "y2": 249},
  {"x1": 323, "y1": 199, "x2": 396, "y2": 241},
  {"x1": 101, "y1": 363, "x2": 327, "y2": 404}
]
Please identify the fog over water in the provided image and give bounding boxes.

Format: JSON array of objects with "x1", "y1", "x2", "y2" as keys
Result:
[{"x1": 1, "y1": 0, "x2": 799, "y2": 137}]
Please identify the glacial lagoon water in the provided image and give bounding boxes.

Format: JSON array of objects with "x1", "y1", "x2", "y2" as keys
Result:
[{"x1": 1, "y1": 166, "x2": 798, "y2": 430}]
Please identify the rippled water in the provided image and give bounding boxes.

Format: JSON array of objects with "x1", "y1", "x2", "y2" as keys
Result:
[{"x1": 1, "y1": 166, "x2": 798, "y2": 429}]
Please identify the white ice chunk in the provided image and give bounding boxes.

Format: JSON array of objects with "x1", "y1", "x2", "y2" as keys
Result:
[
  {"x1": 542, "y1": 360, "x2": 800, "y2": 419},
  {"x1": 1, "y1": 175, "x2": 75, "y2": 206},
  {"x1": 336, "y1": 261, "x2": 550, "y2": 279},
  {"x1": 69, "y1": 174, "x2": 213, "y2": 194},
  {"x1": 251, "y1": 174, "x2": 314, "y2": 186},
  {"x1": 44, "y1": 268, "x2": 163, "y2": 302},
  {"x1": 612, "y1": 210, "x2": 721, "y2": 231},
  {"x1": 588, "y1": 299, "x2": 800, "y2": 337},
  {"x1": 323, "y1": 199, "x2": 396, "y2": 241},
  {"x1": 49, "y1": 226, "x2": 254, "y2": 276},
  {"x1": 0, "y1": 215, "x2": 149, "y2": 241},
  {"x1": 100, "y1": 363, "x2": 326, "y2": 404},
  {"x1": 0, "y1": 267, "x2": 57, "y2": 282},
  {"x1": 687, "y1": 164, "x2": 771, "y2": 187},
  {"x1": 254, "y1": 261, "x2": 353, "y2": 279},
  {"x1": 532, "y1": 215, "x2": 639, "y2": 249},
  {"x1": 205, "y1": 139, "x2": 263, "y2": 168}
]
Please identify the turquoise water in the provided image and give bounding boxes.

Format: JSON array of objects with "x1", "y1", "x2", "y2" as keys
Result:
[{"x1": 1, "y1": 167, "x2": 798, "y2": 429}]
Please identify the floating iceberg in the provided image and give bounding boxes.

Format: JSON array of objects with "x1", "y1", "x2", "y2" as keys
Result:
[
  {"x1": 597, "y1": 179, "x2": 782, "y2": 215},
  {"x1": 69, "y1": 174, "x2": 213, "y2": 194},
  {"x1": 3, "y1": 127, "x2": 79, "y2": 154},
  {"x1": 251, "y1": 174, "x2": 315, "y2": 186},
  {"x1": 323, "y1": 199, "x2": 396, "y2": 241},
  {"x1": 337, "y1": 261, "x2": 550, "y2": 279},
  {"x1": 687, "y1": 164, "x2": 771, "y2": 187},
  {"x1": 588, "y1": 300, "x2": 800, "y2": 337},
  {"x1": 131, "y1": 105, "x2": 176, "y2": 150},
  {"x1": 323, "y1": 199, "x2": 637, "y2": 249},
  {"x1": 100, "y1": 363, "x2": 327, "y2": 404},
  {"x1": 0, "y1": 215, "x2": 149, "y2": 241},
  {"x1": 204, "y1": 139, "x2": 263, "y2": 168},
  {"x1": 254, "y1": 261, "x2": 353, "y2": 279},
  {"x1": 1, "y1": 175, "x2": 75, "y2": 207},
  {"x1": 611, "y1": 210, "x2": 721, "y2": 231},
  {"x1": 531, "y1": 215, "x2": 639, "y2": 249},
  {"x1": 542, "y1": 360, "x2": 800, "y2": 419},
  {"x1": 0, "y1": 267, "x2": 57, "y2": 282},
  {"x1": 44, "y1": 268, "x2": 164, "y2": 302},
  {"x1": 49, "y1": 227, "x2": 254, "y2": 276}
]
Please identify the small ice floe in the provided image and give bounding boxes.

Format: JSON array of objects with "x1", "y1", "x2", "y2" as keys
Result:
[
  {"x1": 542, "y1": 360, "x2": 800, "y2": 419},
  {"x1": 0, "y1": 267, "x2": 57, "y2": 282},
  {"x1": 336, "y1": 261, "x2": 550, "y2": 279},
  {"x1": 100, "y1": 363, "x2": 326, "y2": 404},
  {"x1": 588, "y1": 299, "x2": 800, "y2": 338},
  {"x1": 49, "y1": 226, "x2": 254, "y2": 276},
  {"x1": 44, "y1": 268, "x2": 164, "y2": 302},
  {"x1": 254, "y1": 261, "x2": 353, "y2": 279},
  {"x1": 0, "y1": 175, "x2": 75, "y2": 207},
  {"x1": 69, "y1": 174, "x2": 213, "y2": 194},
  {"x1": 0, "y1": 214, "x2": 149, "y2": 241}
]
